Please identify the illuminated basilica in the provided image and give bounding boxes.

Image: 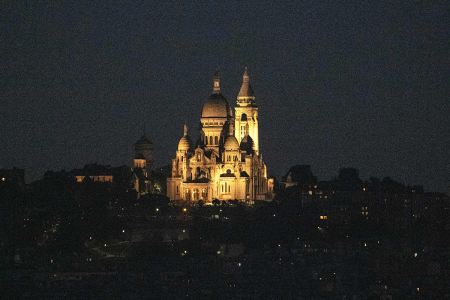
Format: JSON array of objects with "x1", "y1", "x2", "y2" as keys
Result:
[{"x1": 167, "y1": 69, "x2": 273, "y2": 203}]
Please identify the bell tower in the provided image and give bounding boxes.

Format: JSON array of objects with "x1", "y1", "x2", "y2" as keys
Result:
[{"x1": 235, "y1": 68, "x2": 259, "y2": 155}]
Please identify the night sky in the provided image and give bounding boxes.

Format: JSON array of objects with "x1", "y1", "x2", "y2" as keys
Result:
[{"x1": 1, "y1": 1, "x2": 449, "y2": 192}]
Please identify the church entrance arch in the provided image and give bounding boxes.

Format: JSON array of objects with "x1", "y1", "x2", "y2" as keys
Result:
[{"x1": 193, "y1": 188, "x2": 199, "y2": 201}]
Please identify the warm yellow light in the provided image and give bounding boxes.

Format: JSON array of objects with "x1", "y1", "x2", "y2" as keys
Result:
[
  {"x1": 1, "y1": 178, "x2": 5, "y2": 181},
  {"x1": 156, "y1": 208, "x2": 159, "y2": 212},
  {"x1": 364, "y1": 243, "x2": 367, "y2": 247},
  {"x1": 320, "y1": 216, "x2": 324, "y2": 219},
  {"x1": 122, "y1": 230, "x2": 125, "y2": 233},
  {"x1": 309, "y1": 191, "x2": 312, "y2": 195},
  {"x1": 417, "y1": 288, "x2": 419, "y2": 292},
  {"x1": 183, "y1": 208, "x2": 187, "y2": 212},
  {"x1": 217, "y1": 251, "x2": 220, "y2": 254},
  {"x1": 51, "y1": 259, "x2": 53, "y2": 263},
  {"x1": 363, "y1": 188, "x2": 366, "y2": 191}
]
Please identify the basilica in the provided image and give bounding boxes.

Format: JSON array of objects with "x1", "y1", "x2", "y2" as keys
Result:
[{"x1": 167, "y1": 69, "x2": 273, "y2": 203}]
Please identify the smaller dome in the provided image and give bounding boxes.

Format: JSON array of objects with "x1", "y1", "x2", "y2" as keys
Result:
[
  {"x1": 178, "y1": 135, "x2": 193, "y2": 151},
  {"x1": 240, "y1": 135, "x2": 255, "y2": 154},
  {"x1": 135, "y1": 153, "x2": 146, "y2": 160},
  {"x1": 178, "y1": 124, "x2": 193, "y2": 151},
  {"x1": 224, "y1": 135, "x2": 240, "y2": 150},
  {"x1": 135, "y1": 135, "x2": 154, "y2": 151},
  {"x1": 135, "y1": 135, "x2": 153, "y2": 145}
]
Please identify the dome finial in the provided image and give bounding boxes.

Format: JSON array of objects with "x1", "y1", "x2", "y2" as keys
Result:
[
  {"x1": 243, "y1": 67, "x2": 249, "y2": 83},
  {"x1": 213, "y1": 69, "x2": 220, "y2": 93},
  {"x1": 184, "y1": 122, "x2": 188, "y2": 136}
]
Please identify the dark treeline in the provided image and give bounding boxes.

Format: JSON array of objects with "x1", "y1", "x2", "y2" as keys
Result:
[{"x1": 1, "y1": 165, "x2": 449, "y2": 299}]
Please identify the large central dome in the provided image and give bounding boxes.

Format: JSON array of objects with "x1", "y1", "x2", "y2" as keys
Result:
[
  {"x1": 201, "y1": 93, "x2": 231, "y2": 118},
  {"x1": 201, "y1": 71, "x2": 232, "y2": 118}
]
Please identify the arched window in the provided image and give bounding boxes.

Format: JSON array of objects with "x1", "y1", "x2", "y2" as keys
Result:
[
  {"x1": 176, "y1": 186, "x2": 179, "y2": 193},
  {"x1": 205, "y1": 136, "x2": 208, "y2": 145},
  {"x1": 222, "y1": 185, "x2": 224, "y2": 192},
  {"x1": 210, "y1": 136, "x2": 213, "y2": 145},
  {"x1": 215, "y1": 136, "x2": 218, "y2": 145},
  {"x1": 228, "y1": 185, "x2": 230, "y2": 193},
  {"x1": 225, "y1": 182, "x2": 227, "y2": 192},
  {"x1": 241, "y1": 113, "x2": 247, "y2": 121}
]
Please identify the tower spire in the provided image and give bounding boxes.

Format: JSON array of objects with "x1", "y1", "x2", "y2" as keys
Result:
[
  {"x1": 237, "y1": 67, "x2": 255, "y2": 104},
  {"x1": 243, "y1": 67, "x2": 249, "y2": 83}
]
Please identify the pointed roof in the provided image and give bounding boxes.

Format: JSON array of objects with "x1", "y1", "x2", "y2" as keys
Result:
[{"x1": 238, "y1": 67, "x2": 255, "y2": 98}]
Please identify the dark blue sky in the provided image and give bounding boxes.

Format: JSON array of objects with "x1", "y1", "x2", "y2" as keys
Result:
[{"x1": 1, "y1": 0, "x2": 449, "y2": 192}]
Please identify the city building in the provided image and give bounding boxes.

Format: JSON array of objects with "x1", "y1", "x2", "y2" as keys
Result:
[
  {"x1": 132, "y1": 134, "x2": 154, "y2": 195},
  {"x1": 167, "y1": 69, "x2": 271, "y2": 203},
  {"x1": 72, "y1": 163, "x2": 113, "y2": 182}
]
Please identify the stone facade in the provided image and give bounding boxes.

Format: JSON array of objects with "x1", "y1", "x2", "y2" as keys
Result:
[{"x1": 167, "y1": 70, "x2": 271, "y2": 203}]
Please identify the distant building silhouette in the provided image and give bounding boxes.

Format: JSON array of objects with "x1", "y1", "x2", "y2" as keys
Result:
[{"x1": 71, "y1": 163, "x2": 113, "y2": 182}]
